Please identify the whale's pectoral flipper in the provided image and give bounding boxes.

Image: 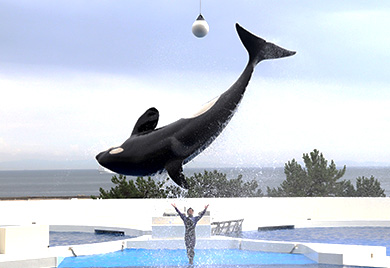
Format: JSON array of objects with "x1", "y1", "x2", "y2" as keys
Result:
[
  {"x1": 165, "y1": 160, "x2": 189, "y2": 189},
  {"x1": 131, "y1": 107, "x2": 159, "y2": 136}
]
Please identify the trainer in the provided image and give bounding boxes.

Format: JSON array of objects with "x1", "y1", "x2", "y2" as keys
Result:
[{"x1": 171, "y1": 203, "x2": 209, "y2": 265}]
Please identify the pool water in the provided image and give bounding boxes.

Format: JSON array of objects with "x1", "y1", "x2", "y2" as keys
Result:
[
  {"x1": 50, "y1": 231, "x2": 134, "y2": 247},
  {"x1": 58, "y1": 248, "x2": 317, "y2": 268},
  {"x1": 237, "y1": 227, "x2": 390, "y2": 256},
  {"x1": 55, "y1": 227, "x2": 390, "y2": 268}
]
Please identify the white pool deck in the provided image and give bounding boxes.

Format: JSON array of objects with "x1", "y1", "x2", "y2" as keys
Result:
[{"x1": 0, "y1": 197, "x2": 390, "y2": 268}]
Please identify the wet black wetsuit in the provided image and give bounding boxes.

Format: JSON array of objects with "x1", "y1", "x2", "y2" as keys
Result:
[{"x1": 174, "y1": 207, "x2": 207, "y2": 264}]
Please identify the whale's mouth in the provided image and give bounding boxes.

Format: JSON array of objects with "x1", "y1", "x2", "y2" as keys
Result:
[
  {"x1": 95, "y1": 151, "x2": 103, "y2": 161},
  {"x1": 186, "y1": 95, "x2": 220, "y2": 119}
]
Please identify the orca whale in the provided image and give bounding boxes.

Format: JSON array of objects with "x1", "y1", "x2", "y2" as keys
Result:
[{"x1": 96, "y1": 23, "x2": 296, "y2": 189}]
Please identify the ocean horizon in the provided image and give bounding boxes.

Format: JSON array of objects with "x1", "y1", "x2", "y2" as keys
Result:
[{"x1": 0, "y1": 166, "x2": 389, "y2": 198}]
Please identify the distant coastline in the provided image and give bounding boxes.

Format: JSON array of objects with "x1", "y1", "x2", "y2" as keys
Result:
[
  {"x1": 0, "y1": 166, "x2": 389, "y2": 198},
  {"x1": 0, "y1": 195, "x2": 91, "y2": 201},
  {"x1": 1, "y1": 157, "x2": 390, "y2": 171}
]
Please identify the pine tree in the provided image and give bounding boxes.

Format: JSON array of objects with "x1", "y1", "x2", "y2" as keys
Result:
[
  {"x1": 267, "y1": 149, "x2": 386, "y2": 197},
  {"x1": 94, "y1": 174, "x2": 170, "y2": 199},
  {"x1": 186, "y1": 170, "x2": 263, "y2": 198},
  {"x1": 267, "y1": 149, "x2": 347, "y2": 197},
  {"x1": 94, "y1": 170, "x2": 263, "y2": 199},
  {"x1": 354, "y1": 176, "x2": 385, "y2": 197}
]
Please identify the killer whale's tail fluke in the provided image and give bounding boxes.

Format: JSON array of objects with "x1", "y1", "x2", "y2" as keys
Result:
[{"x1": 236, "y1": 23, "x2": 296, "y2": 66}]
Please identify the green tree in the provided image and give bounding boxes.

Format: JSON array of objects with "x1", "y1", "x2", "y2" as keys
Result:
[
  {"x1": 267, "y1": 149, "x2": 347, "y2": 197},
  {"x1": 94, "y1": 174, "x2": 171, "y2": 199},
  {"x1": 335, "y1": 179, "x2": 356, "y2": 197},
  {"x1": 267, "y1": 149, "x2": 386, "y2": 197},
  {"x1": 185, "y1": 170, "x2": 263, "y2": 198},
  {"x1": 95, "y1": 174, "x2": 141, "y2": 199},
  {"x1": 95, "y1": 170, "x2": 263, "y2": 199},
  {"x1": 354, "y1": 176, "x2": 385, "y2": 197},
  {"x1": 267, "y1": 158, "x2": 310, "y2": 197}
]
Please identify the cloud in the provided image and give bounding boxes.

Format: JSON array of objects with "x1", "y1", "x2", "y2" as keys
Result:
[
  {"x1": 2, "y1": 60, "x2": 390, "y2": 168},
  {"x1": 0, "y1": 68, "x2": 233, "y2": 163},
  {"x1": 189, "y1": 76, "x2": 390, "y2": 167},
  {"x1": 0, "y1": 138, "x2": 7, "y2": 150},
  {"x1": 1, "y1": 1, "x2": 390, "y2": 169}
]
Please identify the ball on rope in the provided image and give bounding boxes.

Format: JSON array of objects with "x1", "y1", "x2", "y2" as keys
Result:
[{"x1": 192, "y1": 14, "x2": 209, "y2": 38}]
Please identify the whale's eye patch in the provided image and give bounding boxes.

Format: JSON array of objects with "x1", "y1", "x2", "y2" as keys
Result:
[{"x1": 109, "y1": 147, "x2": 124, "y2": 155}]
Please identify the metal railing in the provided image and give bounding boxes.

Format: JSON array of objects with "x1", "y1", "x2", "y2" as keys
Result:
[{"x1": 211, "y1": 219, "x2": 244, "y2": 235}]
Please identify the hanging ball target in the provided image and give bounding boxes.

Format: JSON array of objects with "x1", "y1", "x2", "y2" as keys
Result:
[{"x1": 192, "y1": 14, "x2": 209, "y2": 38}]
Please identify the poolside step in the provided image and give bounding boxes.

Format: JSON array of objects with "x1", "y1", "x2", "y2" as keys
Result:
[
  {"x1": 94, "y1": 229, "x2": 125, "y2": 236},
  {"x1": 258, "y1": 225, "x2": 295, "y2": 231}
]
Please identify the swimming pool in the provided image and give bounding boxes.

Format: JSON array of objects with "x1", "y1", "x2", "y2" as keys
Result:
[
  {"x1": 55, "y1": 227, "x2": 390, "y2": 268},
  {"x1": 58, "y1": 248, "x2": 318, "y2": 268},
  {"x1": 50, "y1": 231, "x2": 135, "y2": 247},
  {"x1": 236, "y1": 227, "x2": 390, "y2": 256}
]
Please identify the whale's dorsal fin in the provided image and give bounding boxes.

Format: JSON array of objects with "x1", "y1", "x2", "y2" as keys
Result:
[{"x1": 131, "y1": 107, "x2": 159, "y2": 136}]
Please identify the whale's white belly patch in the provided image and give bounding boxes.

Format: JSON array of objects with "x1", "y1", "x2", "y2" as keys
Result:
[{"x1": 186, "y1": 96, "x2": 220, "y2": 119}]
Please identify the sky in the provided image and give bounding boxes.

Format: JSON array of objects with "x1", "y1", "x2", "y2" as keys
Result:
[{"x1": 1, "y1": 0, "x2": 390, "y2": 170}]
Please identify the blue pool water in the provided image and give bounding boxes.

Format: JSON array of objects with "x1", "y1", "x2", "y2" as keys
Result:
[
  {"x1": 55, "y1": 227, "x2": 390, "y2": 268},
  {"x1": 58, "y1": 248, "x2": 317, "y2": 268},
  {"x1": 238, "y1": 227, "x2": 390, "y2": 256},
  {"x1": 50, "y1": 231, "x2": 134, "y2": 247}
]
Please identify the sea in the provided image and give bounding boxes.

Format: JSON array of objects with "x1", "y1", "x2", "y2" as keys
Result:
[{"x1": 0, "y1": 166, "x2": 390, "y2": 198}]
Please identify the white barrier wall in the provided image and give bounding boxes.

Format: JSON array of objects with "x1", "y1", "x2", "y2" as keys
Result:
[
  {"x1": 0, "y1": 198, "x2": 389, "y2": 231},
  {"x1": 0, "y1": 197, "x2": 389, "y2": 268},
  {"x1": 0, "y1": 225, "x2": 49, "y2": 254}
]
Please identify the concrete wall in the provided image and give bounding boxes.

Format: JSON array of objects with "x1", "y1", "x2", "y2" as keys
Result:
[
  {"x1": 1, "y1": 197, "x2": 390, "y2": 268},
  {"x1": 0, "y1": 225, "x2": 49, "y2": 255},
  {"x1": 239, "y1": 238, "x2": 389, "y2": 267},
  {"x1": 0, "y1": 197, "x2": 390, "y2": 231}
]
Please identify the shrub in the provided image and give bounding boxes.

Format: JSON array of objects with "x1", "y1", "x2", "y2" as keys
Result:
[{"x1": 94, "y1": 170, "x2": 263, "y2": 199}]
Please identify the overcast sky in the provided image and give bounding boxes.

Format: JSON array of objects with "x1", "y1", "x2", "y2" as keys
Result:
[{"x1": 1, "y1": 1, "x2": 390, "y2": 170}]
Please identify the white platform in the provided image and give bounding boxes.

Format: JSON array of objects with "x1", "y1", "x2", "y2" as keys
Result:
[
  {"x1": 127, "y1": 235, "x2": 389, "y2": 268},
  {"x1": 0, "y1": 225, "x2": 49, "y2": 255},
  {"x1": 0, "y1": 198, "x2": 390, "y2": 267}
]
